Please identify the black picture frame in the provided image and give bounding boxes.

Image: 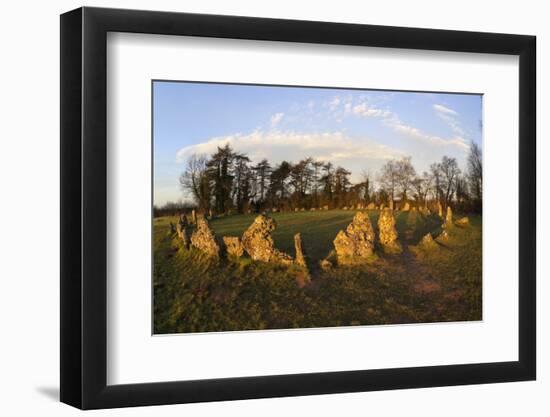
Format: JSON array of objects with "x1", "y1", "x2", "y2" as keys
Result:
[{"x1": 60, "y1": 6, "x2": 536, "y2": 410}]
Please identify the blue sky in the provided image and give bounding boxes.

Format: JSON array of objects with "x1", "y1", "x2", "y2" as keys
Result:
[{"x1": 153, "y1": 81, "x2": 482, "y2": 206}]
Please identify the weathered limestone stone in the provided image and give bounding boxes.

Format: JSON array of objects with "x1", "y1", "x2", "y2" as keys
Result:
[
  {"x1": 241, "y1": 215, "x2": 293, "y2": 265},
  {"x1": 444, "y1": 206, "x2": 453, "y2": 228},
  {"x1": 320, "y1": 258, "x2": 333, "y2": 271},
  {"x1": 223, "y1": 236, "x2": 244, "y2": 258},
  {"x1": 367, "y1": 202, "x2": 376, "y2": 210},
  {"x1": 437, "y1": 201, "x2": 443, "y2": 218},
  {"x1": 310, "y1": 207, "x2": 316, "y2": 211},
  {"x1": 378, "y1": 208, "x2": 402, "y2": 253},
  {"x1": 190, "y1": 218, "x2": 220, "y2": 258},
  {"x1": 322, "y1": 205, "x2": 329, "y2": 210},
  {"x1": 294, "y1": 233, "x2": 307, "y2": 268},
  {"x1": 419, "y1": 232, "x2": 438, "y2": 250},
  {"x1": 333, "y1": 212, "x2": 376, "y2": 264},
  {"x1": 294, "y1": 208, "x2": 299, "y2": 212},
  {"x1": 402, "y1": 202, "x2": 410, "y2": 211},
  {"x1": 191, "y1": 209, "x2": 197, "y2": 224},
  {"x1": 343, "y1": 206, "x2": 349, "y2": 210},
  {"x1": 300, "y1": 208, "x2": 305, "y2": 212},
  {"x1": 389, "y1": 200, "x2": 394, "y2": 210},
  {"x1": 456, "y1": 216, "x2": 470, "y2": 226},
  {"x1": 438, "y1": 230, "x2": 449, "y2": 240}
]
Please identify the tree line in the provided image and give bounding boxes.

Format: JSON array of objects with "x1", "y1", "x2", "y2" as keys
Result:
[{"x1": 160, "y1": 142, "x2": 482, "y2": 216}]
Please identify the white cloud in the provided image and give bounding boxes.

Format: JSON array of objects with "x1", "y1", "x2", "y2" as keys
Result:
[
  {"x1": 384, "y1": 116, "x2": 468, "y2": 151},
  {"x1": 175, "y1": 130, "x2": 404, "y2": 181},
  {"x1": 336, "y1": 99, "x2": 467, "y2": 151},
  {"x1": 270, "y1": 112, "x2": 284, "y2": 127},
  {"x1": 433, "y1": 104, "x2": 465, "y2": 136},
  {"x1": 352, "y1": 102, "x2": 392, "y2": 118},
  {"x1": 433, "y1": 104, "x2": 458, "y2": 116}
]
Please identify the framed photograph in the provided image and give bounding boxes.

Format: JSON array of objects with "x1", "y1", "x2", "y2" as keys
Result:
[{"x1": 60, "y1": 7, "x2": 536, "y2": 409}]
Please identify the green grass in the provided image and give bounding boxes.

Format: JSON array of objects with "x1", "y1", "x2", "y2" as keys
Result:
[{"x1": 153, "y1": 210, "x2": 482, "y2": 334}]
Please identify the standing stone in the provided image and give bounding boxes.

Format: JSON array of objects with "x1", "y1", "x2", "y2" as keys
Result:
[
  {"x1": 190, "y1": 218, "x2": 220, "y2": 258},
  {"x1": 241, "y1": 215, "x2": 293, "y2": 265},
  {"x1": 223, "y1": 236, "x2": 244, "y2": 258},
  {"x1": 378, "y1": 208, "x2": 402, "y2": 253},
  {"x1": 294, "y1": 208, "x2": 299, "y2": 212},
  {"x1": 323, "y1": 205, "x2": 329, "y2": 210},
  {"x1": 437, "y1": 201, "x2": 443, "y2": 218},
  {"x1": 438, "y1": 229, "x2": 449, "y2": 240},
  {"x1": 389, "y1": 200, "x2": 394, "y2": 210},
  {"x1": 320, "y1": 257, "x2": 333, "y2": 271},
  {"x1": 191, "y1": 209, "x2": 197, "y2": 224},
  {"x1": 444, "y1": 206, "x2": 453, "y2": 228},
  {"x1": 419, "y1": 232, "x2": 438, "y2": 250},
  {"x1": 209, "y1": 209, "x2": 213, "y2": 219},
  {"x1": 333, "y1": 212, "x2": 376, "y2": 264},
  {"x1": 367, "y1": 202, "x2": 375, "y2": 210},
  {"x1": 402, "y1": 202, "x2": 410, "y2": 211},
  {"x1": 456, "y1": 216, "x2": 470, "y2": 226},
  {"x1": 294, "y1": 233, "x2": 307, "y2": 268}
]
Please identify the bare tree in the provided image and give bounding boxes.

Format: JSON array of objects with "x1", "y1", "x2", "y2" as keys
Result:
[
  {"x1": 378, "y1": 159, "x2": 399, "y2": 205},
  {"x1": 412, "y1": 171, "x2": 432, "y2": 207},
  {"x1": 455, "y1": 174, "x2": 469, "y2": 204},
  {"x1": 429, "y1": 162, "x2": 443, "y2": 203},
  {"x1": 467, "y1": 141, "x2": 483, "y2": 203},
  {"x1": 179, "y1": 154, "x2": 211, "y2": 211},
  {"x1": 395, "y1": 157, "x2": 416, "y2": 202},
  {"x1": 439, "y1": 156, "x2": 461, "y2": 207}
]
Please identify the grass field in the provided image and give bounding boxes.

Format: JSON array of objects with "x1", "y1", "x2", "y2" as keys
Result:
[{"x1": 153, "y1": 209, "x2": 482, "y2": 334}]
